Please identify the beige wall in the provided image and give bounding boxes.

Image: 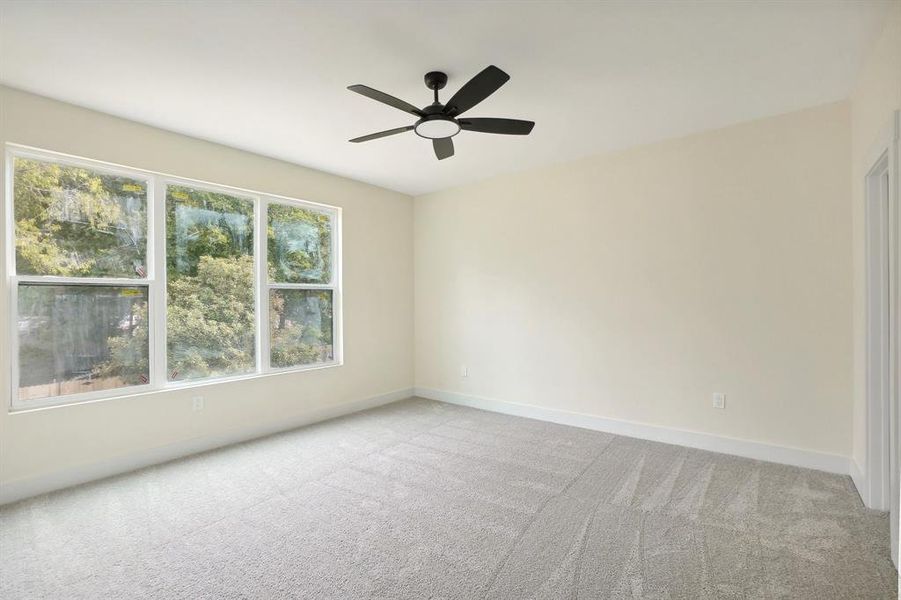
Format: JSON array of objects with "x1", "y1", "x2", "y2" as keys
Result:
[
  {"x1": 850, "y1": 1, "x2": 901, "y2": 473},
  {"x1": 0, "y1": 87, "x2": 414, "y2": 488},
  {"x1": 3, "y1": 22, "x2": 890, "y2": 493},
  {"x1": 415, "y1": 101, "x2": 853, "y2": 457}
]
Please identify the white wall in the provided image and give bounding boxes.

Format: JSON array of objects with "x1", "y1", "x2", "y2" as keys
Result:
[
  {"x1": 0, "y1": 87, "x2": 414, "y2": 496},
  {"x1": 415, "y1": 101, "x2": 853, "y2": 459},
  {"x1": 850, "y1": 1, "x2": 901, "y2": 479}
]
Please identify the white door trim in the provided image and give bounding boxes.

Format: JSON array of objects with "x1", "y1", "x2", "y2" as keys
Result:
[
  {"x1": 862, "y1": 110, "x2": 900, "y2": 568},
  {"x1": 864, "y1": 123, "x2": 893, "y2": 510}
]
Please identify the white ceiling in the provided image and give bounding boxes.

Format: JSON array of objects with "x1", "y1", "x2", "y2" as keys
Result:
[{"x1": 0, "y1": 1, "x2": 891, "y2": 196}]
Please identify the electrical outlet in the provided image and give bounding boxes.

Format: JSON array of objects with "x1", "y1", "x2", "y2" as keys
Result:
[
  {"x1": 712, "y1": 393, "x2": 725, "y2": 409},
  {"x1": 460, "y1": 364, "x2": 468, "y2": 378},
  {"x1": 192, "y1": 396, "x2": 204, "y2": 412}
]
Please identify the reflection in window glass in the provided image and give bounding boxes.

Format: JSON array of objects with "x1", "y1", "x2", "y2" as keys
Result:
[
  {"x1": 17, "y1": 285, "x2": 149, "y2": 402},
  {"x1": 13, "y1": 157, "x2": 147, "y2": 278},
  {"x1": 269, "y1": 289, "x2": 333, "y2": 368},
  {"x1": 268, "y1": 203, "x2": 331, "y2": 284},
  {"x1": 166, "y1": 185, "x2": 255, "y2": 381}
]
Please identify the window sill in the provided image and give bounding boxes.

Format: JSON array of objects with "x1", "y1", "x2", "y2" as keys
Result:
[{"x1": 8, "y1": 360, "x2": 343, "y2": 415}]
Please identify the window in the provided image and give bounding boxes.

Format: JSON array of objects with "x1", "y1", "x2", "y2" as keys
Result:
[
  {"x1": 7, "y1": 147, "x2": 341, "y2": 410},
  {"x1": 166, "y1": 185, "x2": 255, "y2": 381},
  {"x1": 13, "y1": 157, "x2": 148, "y2": 278},
  {"x1": 267, "y1": 202, "x2": 335, "y2": 369},
  {"x1": 12, "y1": 156, "x2": 151, "y2": 403}
]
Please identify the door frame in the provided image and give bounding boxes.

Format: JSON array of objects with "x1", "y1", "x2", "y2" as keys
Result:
[{"x1": 863, "y1": 110, "x2": 899, "y2": 567}]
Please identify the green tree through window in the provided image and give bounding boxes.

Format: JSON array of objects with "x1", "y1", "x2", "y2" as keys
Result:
[
  {"x1": 268, "y1": 202, "x2": 334, "y2": 368},
  {"x1": 14, "y1": 158, "x2": 147, "y2": 278},
  {"x1": 13, "y1": 157, "x2": 149, "y2": 401},
  {"x1": 12, "y1": 154, "x2": 338, "y2": 404},
  {"x1": 165, "y1": 185, "x2": 255, "y2": 381}
]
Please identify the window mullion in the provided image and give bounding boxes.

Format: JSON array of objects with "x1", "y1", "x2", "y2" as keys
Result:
[
  {"x1": 256, "y1": 197, "x2": 269, "y2": 373},
  {"x1": 9, "y1": 278, "x2": 20, "y2": 410},
  {"x1": 266, "y1": 282, "x2": 335, "y2": 291},
  {"x1": 12, "y1": 275, "x2": 149, "y2": 286},
  {"x1": 332, "y1": 209, "x2": 342, "y2": 365},
  {"x1": 150, "y1": 175, "x2": 167, "y2": 388}
]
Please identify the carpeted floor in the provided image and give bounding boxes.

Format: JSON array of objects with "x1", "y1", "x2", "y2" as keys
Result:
[{"x1": 0, "y1": 398, "x2": 897, "y2": 599}]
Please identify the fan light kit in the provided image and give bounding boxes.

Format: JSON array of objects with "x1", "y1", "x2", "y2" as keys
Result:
[
  {"x1": 347, "y1": 66, "x2": 535, "y2": 160},
  {"x1": 414, "y1": 118, "x2": 460, "y2": 140}
]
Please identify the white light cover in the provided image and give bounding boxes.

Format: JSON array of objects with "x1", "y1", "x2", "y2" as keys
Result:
[{"x1": 415, "y1": 119, "x2": 461, "y2": 139}]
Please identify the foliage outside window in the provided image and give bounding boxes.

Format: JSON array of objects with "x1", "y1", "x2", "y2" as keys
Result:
[
  {"x1": 14, "y1": 157, "x2": 147, "y2": 278},
  {"x1": 166, "y1": 185, "x2": 256, "y2": 381},
  {"x1": 9, "y1": 150, "x2": 340, "y2": 409},
  {"x1": 268, "y1": 202, "x2": 334, "y2": 368},
  {"x1": 14, "y1": 158, "x2": 150, "y2": 402}
]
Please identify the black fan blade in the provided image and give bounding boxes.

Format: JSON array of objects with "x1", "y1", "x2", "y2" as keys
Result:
[
  {"x1": 349, "y1": 126, "x2": 414, "y2": 143},
  {"x1": 444, "y1": 65, "x2": 510, "y2": 117},
  {"x1": 347, "y1": 84, "x2": 423, "y2": 116},
  {"x1": 459, "y1": 118, "x2": 535, "y2": 135},
  {"x1": 433, "y1": 137, "x2": 454, "y2": 160}
]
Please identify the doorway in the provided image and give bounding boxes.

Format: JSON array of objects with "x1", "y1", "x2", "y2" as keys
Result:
[{"x1": 864, "y1": 111, "x2": 899, "y2": 568}]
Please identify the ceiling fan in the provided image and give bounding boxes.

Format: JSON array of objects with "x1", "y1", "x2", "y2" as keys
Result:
[{"x1": 347, "y1": 65, "x2": 535, "y2": 160}]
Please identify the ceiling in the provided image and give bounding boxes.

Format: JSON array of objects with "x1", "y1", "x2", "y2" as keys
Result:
[{"x1": 0, "y1": 1, "x2": 891, "y2": 196}]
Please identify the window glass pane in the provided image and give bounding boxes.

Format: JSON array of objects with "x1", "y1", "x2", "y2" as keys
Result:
[
  {"x1": 17, "y1": 284, "x2": 149, "y2": 402},
  {"x1": 270, "y1": 289, "x2": 333, "y2": 368},
  {"x1": 13, "y1": 157, "x2": 147, "y2": 278},
  {"x1": 268, "y1": 203, "x2": 331, "y2": 284},
  {"x1": 166, "y1": 185, "x2": 255, "y2": 381}
]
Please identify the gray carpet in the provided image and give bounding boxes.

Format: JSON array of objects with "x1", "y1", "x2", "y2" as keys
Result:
[{"x1": 0, "y1": 398, "x2": 896, "y2": 599}]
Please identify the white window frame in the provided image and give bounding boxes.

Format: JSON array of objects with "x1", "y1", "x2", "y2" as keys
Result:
[
  {"x1": 5, "y1": 144, "x2": 342, "y2": 412},
  {"x1": 263, "y1": 196, "x2": 342, "y2": 374}
]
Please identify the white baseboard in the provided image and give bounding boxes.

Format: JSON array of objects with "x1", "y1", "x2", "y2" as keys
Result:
[
  {"x1": 0, "y1": 387, "x2": 413, "y2": 506},
  {"x1": 415, "y1": 387, "x2": 851, "y2": 476},
  {"x1": 849, "y1": 458, "x2": 867, "y2": 505}
]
